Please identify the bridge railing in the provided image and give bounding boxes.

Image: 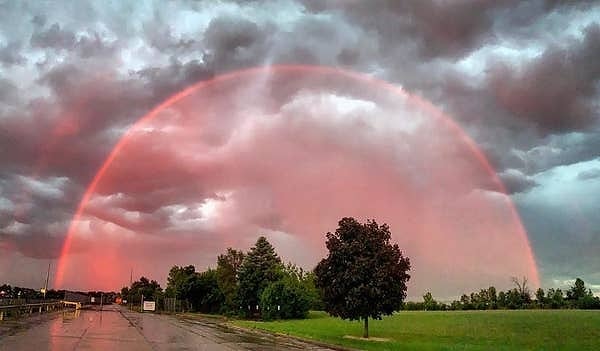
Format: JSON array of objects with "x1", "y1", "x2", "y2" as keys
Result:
[
  {"x1": 0, "y1": 301, "x2": 65, "y2": 321},
  {"x1": 0, "y1": 298, "x2": 61, "y2": 306}
]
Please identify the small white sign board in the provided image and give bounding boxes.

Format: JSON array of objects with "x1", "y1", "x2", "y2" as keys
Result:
[{"x1": 143, "y1": 301, "x2": 156, "y2": 311}]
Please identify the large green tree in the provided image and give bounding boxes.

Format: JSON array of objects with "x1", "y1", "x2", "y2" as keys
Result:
[
  {"x1": 567, "y1": 278, "x2": 591, "y2": 301},
  {"x1": 165, "y1": 265, "x2": 196, "y2": 299},
  {"x1": 128, "y1": 276, "x2": 162, "y2": 305},
  {"x1": 423, "y1": 292, "x2": 438, "y2": 311},
  {"x1": 216, "y1": 248, "x2": 245, "y2": 313},
  {"x1": 315, "y1": 217, "x2": 411, "y2": 338},
  {"x1": 237, "y1": 236, "x2": 283, "y2": 317},
  {"x1": 185, "y1": 269, "x2": 224, "y2": 313}
]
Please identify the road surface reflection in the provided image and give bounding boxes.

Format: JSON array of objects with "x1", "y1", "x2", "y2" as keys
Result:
[{"x1": 1, "y1": 305, "x2": 333, "y2": 350}]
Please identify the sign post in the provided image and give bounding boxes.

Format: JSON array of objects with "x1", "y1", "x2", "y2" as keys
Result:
[{"x1": 143, "y1": 301, "x2": 156, "y2": 312}]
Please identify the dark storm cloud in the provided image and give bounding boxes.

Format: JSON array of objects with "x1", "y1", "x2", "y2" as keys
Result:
[
  {"x1": 0, "y1": 232, "x2": 63, "y2": 259},
  {"x1": 0, "y1": 41, "x2": 26, "y2": 66},
  {"x1": 498, "y1": 169, "x2": 538, "y2": 194},
  {"x1": 520, "y1": 133, "x2": 600, "y2": 174},
  {"x1": 487, "y1": 24, "x2": 600, "y2": 134},
  {"x1": 543, "y1": 0, "x2": 598, "y2": 10},
  {"x1": 30, "y1": 23, "x2": 76, "y2": 50},
  {"x1": 202, "y1": 16, "x2": 268, "y2": 69},
  {"x1": 135, "y1": 58, "x2": 214, "y2": 100},
  {"x1": 31, "y1": 14, "x2": 46, "y2": 27},
  {"x1": 75, "y1": 32, "x2": 118, "y2": 59},
  {"x1": 302, "y1": 0, "x2": 514, "y2": 59}
]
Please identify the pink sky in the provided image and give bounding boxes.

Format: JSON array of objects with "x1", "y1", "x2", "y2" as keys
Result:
[{"x1": 51, "y1": 67, "x2": 538, "y2": 298}]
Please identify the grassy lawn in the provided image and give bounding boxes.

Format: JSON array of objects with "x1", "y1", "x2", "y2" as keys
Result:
[{"x1": 231, "y1": 310, "x2": 600, "y2": 350}]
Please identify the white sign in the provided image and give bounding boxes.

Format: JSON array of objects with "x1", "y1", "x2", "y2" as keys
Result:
[{"x1": 143, "y1": 301, "x2": 156, "y2": 311}]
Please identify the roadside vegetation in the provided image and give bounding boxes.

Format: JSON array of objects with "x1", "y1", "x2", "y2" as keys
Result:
[{"x1": 122, "y1": 235, "x2": 321, "y2": 318}]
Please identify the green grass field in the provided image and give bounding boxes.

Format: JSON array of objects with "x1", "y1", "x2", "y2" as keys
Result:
[{"x1": 232, "y1": 310, "x2": 600, "y2": 350}]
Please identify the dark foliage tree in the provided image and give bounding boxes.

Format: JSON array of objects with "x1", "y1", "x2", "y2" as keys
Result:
[
  {"x1": 566, "y1": 278, "x2": 600, "y2": 309},
  {"x1": 186, "y1": 269, "x2": 224, "y2": 313},
  {"x1": 547, "y1": 288, "x2": 565, "y2": 309},
  {"x1": 460, "y1": 294, "x2": 473, "y2": 310},
  {"x1": 488, "y1": 286, "x2": 498, "y2": 309},
  {"x1": 120, "y1": 287, "x2": 130, "y2": 301},
  {"x1": 567, "y1": 278, "x2": 590, "y2": 301},
  {"x1": 127, "y1": 277, "x2": 162, "y2": 307},
  {"x1": 216, "y1": 248, "x2": 245, "y2": 313},
  {"x1": 577, "y1": 293, "x2": 600, "y2": 309},
  {"x1": 315, "y1": 217, "x2": 411, "y2": 338},
  {"x1": 497, "y1": 291, "x2": 507, "y2": 308},
  {"x1": 237, "y1": 236, "x2": 283, "y2": 317},
  {"x1": 535, "y1": 288, "x2": 546, "y2": 307},
  {"x1": 0, "y1": 284, "x2": 12, "y2": 297},
  {"x1": 165, "y1": 265, "x2": 196, "y2": 299},
  {"x1": 1, "y1": 285, "x2": 42, "y2": 300}
]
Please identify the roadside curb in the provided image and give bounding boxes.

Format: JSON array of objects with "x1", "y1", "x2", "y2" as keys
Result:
[{"x1": 224, "y1": 322, "x2": 363, "y2": 351}]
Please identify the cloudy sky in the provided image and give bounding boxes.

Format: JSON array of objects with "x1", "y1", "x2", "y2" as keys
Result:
[{"x1": 0, "y1": 0, "x2": 599, "y2": 298}]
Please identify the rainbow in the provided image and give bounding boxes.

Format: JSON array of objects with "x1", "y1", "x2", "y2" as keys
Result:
[{"x1": 54, "y1": 65, "x2": 540, "y2": 288}]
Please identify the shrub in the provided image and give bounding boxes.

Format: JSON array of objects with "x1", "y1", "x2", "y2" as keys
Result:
[{"x1": 260, "y1": 278, "x2": 310, "y2": 320}]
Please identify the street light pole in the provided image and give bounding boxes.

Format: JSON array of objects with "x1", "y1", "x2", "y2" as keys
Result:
[{"x1": 43, "y1": 262, "x2": 50, "y2": 300}]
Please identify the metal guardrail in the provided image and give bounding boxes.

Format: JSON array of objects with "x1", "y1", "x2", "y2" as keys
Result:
[
  {"x1": 0, "y1": 301, "x2": 66, "y2": 321},
  {"x1": 0, "y1": 299, "x2": 56, "y2": 306}
]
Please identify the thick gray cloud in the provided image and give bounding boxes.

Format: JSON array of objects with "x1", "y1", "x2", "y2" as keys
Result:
[
  {"x1": 0, "y1": 41, "x2": 26, "y2": 66},
  {"x1": 487, "y1": 24, "x2": 600, "y2": 133},
  {"x1": 0, "y1": 0, "x2": 598, "y2": 293},
  {"x1": 498, "y1": 169, "x2": 538, "y2": 194},
  {"x1": 30, "y1": 23, "x2": 76, "y2": 50}
]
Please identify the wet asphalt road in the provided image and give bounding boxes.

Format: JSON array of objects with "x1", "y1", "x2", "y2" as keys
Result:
[{"x1": 0, "y1": 305, "x2": 336, "y2": 350}]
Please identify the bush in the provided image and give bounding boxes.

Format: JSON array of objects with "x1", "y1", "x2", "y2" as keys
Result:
[
  {"x1": 260, "y1": 278, "x2": 310, "y2": 320},
  {"x1": 578, "y1": 295, "x2": 600, "y2": 309}
]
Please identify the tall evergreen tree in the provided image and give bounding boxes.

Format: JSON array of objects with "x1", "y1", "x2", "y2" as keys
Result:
[{"x1": 237, "y1": 236, "x2": 283, "y2": 317}]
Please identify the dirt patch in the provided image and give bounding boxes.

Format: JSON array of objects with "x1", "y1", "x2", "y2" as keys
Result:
[{"x1": 343, "y1": 335, "x2": 391, "y2": 342}]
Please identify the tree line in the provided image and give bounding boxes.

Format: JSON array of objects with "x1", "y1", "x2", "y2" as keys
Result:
[
  {"x1": 404, "y1": 277, "x2": 600, "y2": 311},
  {"x1": 0, "y1": 284, "x2": 117, "y2": 304},
  {"x1": 121, "y1": 217, "x2": 411, "y2": 340},
  {"x1": 121, "y1": 236, "x2": 322, "y2": 319}
]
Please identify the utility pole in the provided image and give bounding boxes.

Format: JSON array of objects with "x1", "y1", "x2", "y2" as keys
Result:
[{"x1": 129, "y1": 268, "x2": 133, "y2": 311}]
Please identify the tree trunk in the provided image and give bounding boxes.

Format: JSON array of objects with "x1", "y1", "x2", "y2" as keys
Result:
[{"x1": 363, "y1": 316, "x2": 369, "y2": 338}]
